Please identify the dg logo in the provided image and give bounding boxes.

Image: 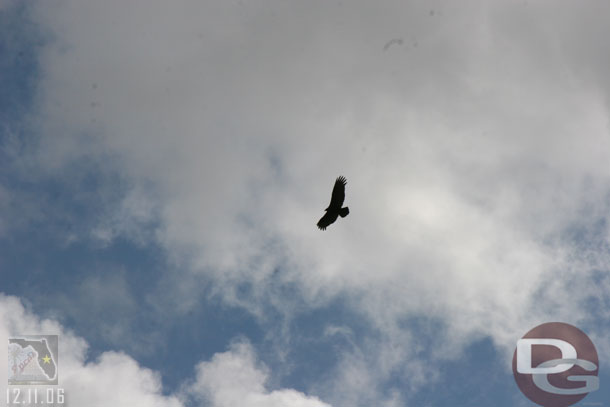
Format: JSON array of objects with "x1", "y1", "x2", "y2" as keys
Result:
[{"x1": 512, "y1": 322, "x2": 599, "y2": 407}]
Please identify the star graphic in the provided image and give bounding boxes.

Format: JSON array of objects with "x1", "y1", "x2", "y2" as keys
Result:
[{"x1": 42, "y1": 355, "x2": 51, "y2": 364}]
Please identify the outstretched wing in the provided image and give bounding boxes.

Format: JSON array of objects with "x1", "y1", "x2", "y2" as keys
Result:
[
  {"x1": 317, "y1": 212, "x2": 335, "y2": 230},
  {"x1": 327, "y1": 176, "x2": 347, "y2": 209}
]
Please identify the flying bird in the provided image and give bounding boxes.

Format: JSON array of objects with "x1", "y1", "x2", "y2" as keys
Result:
[{"x1": 317, "y1": 176, "x2": 349, "y2": 230}]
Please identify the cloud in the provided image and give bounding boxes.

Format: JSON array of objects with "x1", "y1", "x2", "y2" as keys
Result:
[
  {"x1": 0, "y1": 294, "x2": 182, "y2": 407},
  {"x1": 184, "y1": 339, "x2": 331, "y2": 407},
  {"x1": 0, "y1": 294, "x2": 331, "y2": 407},
  {"x1": 17, "y1": 0, "x2": 610, "y2": 402}
]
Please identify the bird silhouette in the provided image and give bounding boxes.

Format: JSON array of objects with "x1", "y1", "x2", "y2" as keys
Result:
[{"x1": 317, "y1": 176, "x2": 349, "y2": 230}]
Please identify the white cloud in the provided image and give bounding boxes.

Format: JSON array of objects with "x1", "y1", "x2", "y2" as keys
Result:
[
  {"x1": 0, "y1": 294, "x2": 331, "y2": 407},
  {"x1": 90, "y1": 184, "x2": 159, "y2": 246},
  {"x1": 20, "y1": 0, "x2": 610, "y2": 402},
  {"x1": 0, "y1": 293, "x2": 182, "y2": 407},
  {"x1": 185, "y1": 340, "x2": 331, "y2": 407}
]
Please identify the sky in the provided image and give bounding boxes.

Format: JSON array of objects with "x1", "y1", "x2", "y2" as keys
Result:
[{"x1": 1, "y1": 0, "x2": 610, "y2": 406}]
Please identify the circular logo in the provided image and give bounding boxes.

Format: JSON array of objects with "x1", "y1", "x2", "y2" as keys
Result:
[{"x1": 512, "y1": 322, "x2": 599, "y2": 407}]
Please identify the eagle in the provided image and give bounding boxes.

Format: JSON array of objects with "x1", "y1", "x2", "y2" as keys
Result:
[{"x1": 317, "y1": 176, "x2": 349, "y2": 230}]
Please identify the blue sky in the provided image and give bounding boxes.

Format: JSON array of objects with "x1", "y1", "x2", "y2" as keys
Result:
[{"x1": 2, "y1": 1, "x2": 610, "y2": 406}]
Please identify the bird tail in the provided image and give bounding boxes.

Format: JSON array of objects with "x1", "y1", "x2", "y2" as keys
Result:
[{"x1": 339, "y1": 207, "x2": 349, "y2": 218}]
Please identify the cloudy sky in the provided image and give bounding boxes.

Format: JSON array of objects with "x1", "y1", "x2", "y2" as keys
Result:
[{"x1": 2, "y1": 0, "x2": 610, "y2": 406}]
